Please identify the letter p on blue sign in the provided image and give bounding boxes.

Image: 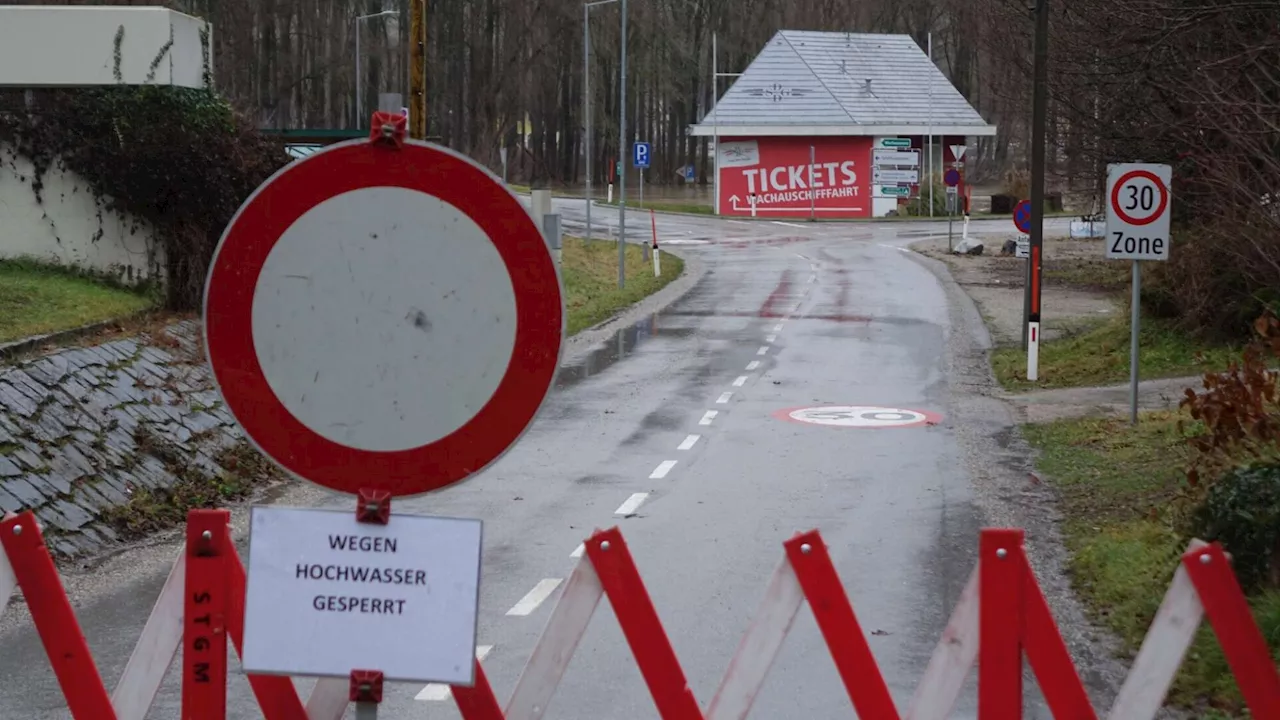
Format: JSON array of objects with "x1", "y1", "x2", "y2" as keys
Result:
[{"x1": 633, "y1": 142, "x2": 651, "y2": 169}]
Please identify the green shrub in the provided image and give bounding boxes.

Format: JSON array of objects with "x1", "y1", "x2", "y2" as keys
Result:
[{"x1": 1191, "y1": 463, "x2": 1280, "y2": 592}]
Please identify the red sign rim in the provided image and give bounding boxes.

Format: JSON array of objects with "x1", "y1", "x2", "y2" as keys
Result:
[
  {"x1": 1013, "y1": 199, "x2": 1031, "y2": 233},
  {"x1": 1109, "y1": 169, "x2": 1168, "y2": 226},
  {"x1": 203, "y1": 140, "x2": 563, "y2": 497}
]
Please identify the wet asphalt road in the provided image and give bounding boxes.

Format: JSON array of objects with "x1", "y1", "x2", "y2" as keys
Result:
[{"x1": 0, "y1": 205, "x2": 1073, "y2": 718}]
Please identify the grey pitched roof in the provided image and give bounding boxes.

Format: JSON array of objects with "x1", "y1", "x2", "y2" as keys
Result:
[{"x1": 692, "y1": 30, "x2": 995, "y2": 135}]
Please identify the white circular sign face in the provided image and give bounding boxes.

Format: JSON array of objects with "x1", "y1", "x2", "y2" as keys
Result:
[
  {"x1": 251, "y1": 186, "x2": 518, "y2": 452},
  {"x1": 777, "y1": 405, "x2": 940, "y2": 428}
]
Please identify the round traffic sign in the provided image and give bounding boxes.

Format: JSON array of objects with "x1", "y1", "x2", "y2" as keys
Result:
[
  {"x1": 772, "y1": 405, "x2": 942, "y2": 428},
  {"x1": 943, "y1": 168, "x2": 961, "y2": 187},
  {"x1": 1109, "y1": 169, "x2": 1168, "y2": 226},
  {"x1": 1013, "y1": 199, "x2": 1032, "y2": 234},
  {"x1": 203, "y1": 139, "x2": 564, "y2": 497}
]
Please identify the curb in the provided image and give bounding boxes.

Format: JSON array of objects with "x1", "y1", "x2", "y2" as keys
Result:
[{"x1": 0, "y1": 311, "x2": 154, "y2": 362}]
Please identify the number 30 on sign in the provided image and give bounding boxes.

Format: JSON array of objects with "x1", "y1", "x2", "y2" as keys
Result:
[{"x1": 1106, "y1": 163, "x2": 1173, "y2": 262}]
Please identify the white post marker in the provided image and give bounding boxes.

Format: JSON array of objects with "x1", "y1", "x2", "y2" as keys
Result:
[
  {"x1": 1105, "y1": 162, "x2": 1173, "y2": 425},
  {"x1": 1027, "y1": 322, "x2": 1041, "y2": 381},
  {"x1": 202, "y1": 118, "x2": 565, "y2": 716}
]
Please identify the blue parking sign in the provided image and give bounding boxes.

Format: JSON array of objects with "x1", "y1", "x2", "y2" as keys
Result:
[{"x1": 633, "y1": 142, "x2": 651, "y2": 169}]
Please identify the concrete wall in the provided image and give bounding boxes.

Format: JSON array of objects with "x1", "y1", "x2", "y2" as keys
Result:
[{"x1": 0, "y1": 144, "x2": 165, "y2": 286}]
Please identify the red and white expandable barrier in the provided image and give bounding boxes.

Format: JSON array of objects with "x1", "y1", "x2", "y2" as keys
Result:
[{"x1": 2, "y1": 511, "x2": 1278, "y2": 719}]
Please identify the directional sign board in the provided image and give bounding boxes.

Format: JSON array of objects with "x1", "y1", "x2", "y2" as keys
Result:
[
  {"x1": 203, "y1": 137, "x2": 565, "y2": 497},
  {"x1": 240, "y1": 507, "x2": 482, "y2": 683},
  {"x1": 880, "y1": 185, "x2": 911, "y2": 197},
  {"x1": 633, "y1": 141, "x2": 651, "y2": 169},
  {"x1": 1106, "y1": 163, "x2": 1172, "y2": 261},
  {"x1": 873, "y1": 149, "x2": 920, "y2": 166},
  {"x1": 1013, "y1": 199, "x2": 1032, "y2": 234},
  {"x1": 873, "y1": 168, "x2": 919, "y2": 184},
  {"x1": 944, "y1": 168, "x2": 961, "y2": 187}
]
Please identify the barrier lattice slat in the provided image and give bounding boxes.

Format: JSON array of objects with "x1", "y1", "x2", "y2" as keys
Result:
[
  {"x1": 185, "y1": 509, "x2": 231, "y2": 719},
  {"x1": 3, "y1": 511, "x2": 1280, "y2": 720},
  {"x1": 505, "y1": 550, "x2": 605, "y2": 720},
  {"x1": 1183, "y1": 542, "x2": 1280, "y2": 716},
  {"x1": 784, "y1": 531, "x2": 900, "y2": 719},
  {"x1": 1105, "y1": 541, "x2": 1206, "y2": 720},
  {"x1": 705, "y1": 557, "x2": 804, "y2": 720},
  {"x1": 585, "y1": 527, "x2": 703, "y2": 720},
  {"x1": 904, "y1": 565, "x2": 978, "y2": 720},
  {"x1": 111, "y1": 549, "x2": 186, "y2": 720},
  {"x1": 0, "y1": 512, "x2": 116, "y2": 719}
]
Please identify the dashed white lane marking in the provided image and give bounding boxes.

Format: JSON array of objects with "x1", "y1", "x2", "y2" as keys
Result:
[
  {"x1": 772, "y1": 323, "x2": 784, "y2": 332},
  {"x1": 571, "y1": 543, "x2": 584, "y2": 558},
  {"x1": 877, "y1": 243, "x2": 914, "y2": 253},
  {"x1": 733, "y1": 375, "x2": 749, "y2": 387},
  {"x1": 700, "y1": 410, "x2": 719, "y2": 425},
  {"x1": 757, "y1": 346, "x2": 770, "y2": 355},
  {"x1": 415, "y1": 645, "x2": 494, "y2": 700},
  {"x1": 774, "y1": 221, "x2": 806, "y2": 229},
  {"x1": 650, "y1": 460, "x2": 678, "y2": 479},
  {"x1": 794, "y1": 252, "x2": 809, "y2": 260},
  {"x1": 729, "y1": 220, "x2": 751, "y2": 225},
  {"x1": 678, "y1": 434, "x2": 701, "y2": 450},
  {"x1": 746, "y1": 360, "x2": 761, "y2": 371},
  {"x1": 717, "y1": 392, "x2": 734, "y2": 404},
  {"x1": 614, "y1": 492, "x2": 650, "y2": 517},
  {"x1": 766, "y1": 334, "x2": 777, "y2": 343},
  {"x1": 506, "y1": 579, "x2": 563, "y2": 616}
]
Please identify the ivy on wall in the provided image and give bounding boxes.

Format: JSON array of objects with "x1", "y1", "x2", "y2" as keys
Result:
[{"x1": 0, "y1": 25, "x2": 291, "y2": 309}]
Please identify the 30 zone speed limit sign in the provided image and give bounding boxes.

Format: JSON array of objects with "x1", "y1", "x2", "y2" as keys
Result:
[{"x1": 1106, "y1": 163, "x2": 1173, "y2": 261}]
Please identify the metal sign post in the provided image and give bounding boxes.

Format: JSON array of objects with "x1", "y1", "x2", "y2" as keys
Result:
[
  {"x1": 202, "y1": 112, "x2": 566, "y2": 718},
  {"x1": 1105, "y1": 162, "x2": 1173, "y2": 424}
]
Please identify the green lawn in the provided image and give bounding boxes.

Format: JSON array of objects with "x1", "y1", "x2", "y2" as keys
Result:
[
  {"x1": 0, "y1": 261, "x2": 155, "y2": 344},
  {"x1": 598, "y1": 199, "x2": 714, "y2": 216},
  {"x1": 562, "y1": 237, "x2": 683, "y2": 335},
  {"x1": 991, "y1": 316, "x2": 1241, "y2": 391},
  {"x1": 1025, "y1": 414, "x2": 1280, "y2": 715}
]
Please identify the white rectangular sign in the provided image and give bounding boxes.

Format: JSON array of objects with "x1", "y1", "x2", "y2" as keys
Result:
[
  {"x1": 873, "y1": 149, "x2": 920, "y2": 166},
  {"x1": 240, "y1": 506, "x2": 483, "y2": 684},
  {"x1": 1016, "y1": 234, "x2": 1030, "y2": 258},
  {"x1": 873, "y1": 168, "x2": 919, "y2": 184},
  {"x1": 718, "y1": 140, "x2": 760, "y2": 168},
  {"x1": 1106, "y1": 162, "x2": 1172, "y2": 261}
]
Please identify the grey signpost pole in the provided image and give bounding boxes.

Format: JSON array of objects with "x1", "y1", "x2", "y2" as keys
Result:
[
  {"x1": 617, "y1": 0, "x2": 627, "y2": 288},
  {"x1": 1129, "y1": 259, "x2": 1141, "y2": 424}
]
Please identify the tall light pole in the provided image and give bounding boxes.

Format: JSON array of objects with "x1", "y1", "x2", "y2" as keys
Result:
[
  {"x1": 616, "y1": 0, "x2": 628, "y2": 289},
  {"x1": 584, "y1": 0, "x2": 618, "y2": 245},
  {"x1": 709, "y1": 32, "x2": 742, "y2": 216},
  {"x1": 355, "y1": 9, "x2": 400, "y2": 129}
]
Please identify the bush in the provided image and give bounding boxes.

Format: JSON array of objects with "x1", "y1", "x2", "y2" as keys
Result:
[
  {"x1": 0, "y1": 31, "x2": 291, "y2": 310},
  {"x1": 900, "y1": 174, "x2": 951, "y2": 216},
  {"x1": 1191, "y1": 463, "x2": 1280, "y2": 592}
]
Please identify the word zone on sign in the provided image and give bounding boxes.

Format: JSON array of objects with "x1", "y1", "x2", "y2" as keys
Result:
[
  {"x1": 297, "y1": 534, "x2": 425, "y2": 615},
  {"x1": 240, "y1": 507, "x2": 483, "y2": 683}
]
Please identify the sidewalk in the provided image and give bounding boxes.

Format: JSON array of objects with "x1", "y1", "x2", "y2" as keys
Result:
[{"x1": 1004, "y1": 375, "x2": 1202, "y2": 424}]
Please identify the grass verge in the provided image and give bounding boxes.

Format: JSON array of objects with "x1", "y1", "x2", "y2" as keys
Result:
[
  {"x1": 0, "y1": 260, "x2": 156, "y2": 344},
  {"x1": 562, "y1": 237, "x2": 684, "y2": 335},
  {"x1": 598, "y1": 198, "x2": 713, "y2": 215},
  {"x1": 1025, "y1": 413, "x2": 1280, "y2": 715},
  {"x1": 991, "y1": 315, "x2": 1240, "y2": 391}
]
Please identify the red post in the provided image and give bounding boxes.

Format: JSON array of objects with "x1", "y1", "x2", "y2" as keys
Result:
[
  {"x1": 784, "y1": 530, "x2": 900, "y2": 720},
  {"x1": 0, "y1": 511, "x2": 116, "y2": 720},
  {"x1": 1018, "y1": 549, "x2": 1097, "y2": 718},
  {"x1": 979, "y1": 528, "x2": 1024, "y2": 719},
  {"x1": 452, "y1": 662, "x2": 507, "y2": 720},
  {"x1": 183, "y1": 509, "x2": 231, "y2": 720}
]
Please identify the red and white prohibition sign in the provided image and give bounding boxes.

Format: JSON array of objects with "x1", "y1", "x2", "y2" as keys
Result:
[
  {"x1": 1109, "y1": 169, "x2": 1169, "y2": 226},
  {"x1": 203, "y1": 138, "x2": 564, "y2": 496}
]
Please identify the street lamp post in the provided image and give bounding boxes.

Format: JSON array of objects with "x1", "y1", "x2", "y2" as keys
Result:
[
  {"x1": 616, "y1": 0, "x2": 628, "y2": 289},
  {"x1": 355, "y1": 9, "x2": 400, "y2": 129},
  {"x1": 583, "y1": 0, "x2": 618, "y2": 246}
]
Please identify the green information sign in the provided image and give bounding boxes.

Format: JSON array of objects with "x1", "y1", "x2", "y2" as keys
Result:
[
  {"x1": 879, "y1": 138, "x2": 911, "y2": 148},
  {"x1": 881, "y1": 186, "x2": 911, "y2": 197}
]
